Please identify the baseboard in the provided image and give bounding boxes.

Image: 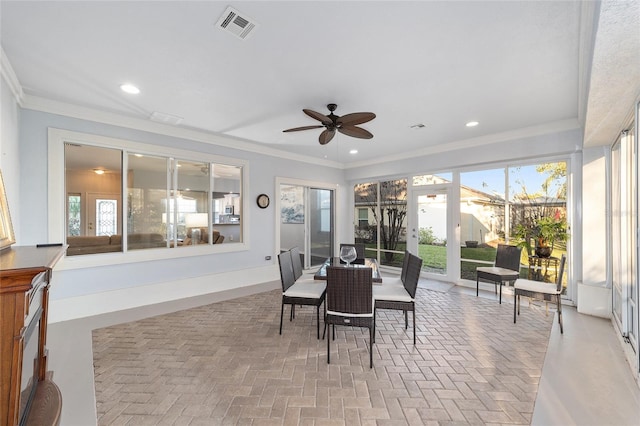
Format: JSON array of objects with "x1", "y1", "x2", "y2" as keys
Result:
[{"x1": 49, "y1": 264, "x2": 280, "y2": 323}]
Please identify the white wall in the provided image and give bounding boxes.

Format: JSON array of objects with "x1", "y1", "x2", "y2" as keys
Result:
[
  {"x1": 17, "y1": 109, "x2": 345, "y2": 321},
  {"x1": 0, "y1": 76, "x2": 21, "y2": 242},
  {"x1": 579, "y1": 146, "x2": 611, "y2": 317},
  {"x1": 15, "y1": 102, "x2": 620, "y2": 324},
  {"x1": 13, "y1": 103, "x2": 617, "y2": 322}
]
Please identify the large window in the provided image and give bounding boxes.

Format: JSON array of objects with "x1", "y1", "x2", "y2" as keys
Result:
[
  {"x1": 59, "y1": 131, "x2": 245, "y2": 257},
  {"x1": 354, "y1": 179, "x2": 407, "y2": 267},
  {"x1": 458, "y1": 162, "x2": 568, "y2": 289}
]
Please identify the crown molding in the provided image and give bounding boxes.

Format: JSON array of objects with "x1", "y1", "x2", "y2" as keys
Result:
[
  {"x1": 345, "y1": 118, "x2": 582, "y2": 170},
  {"x1": 19, "y1": 94, "x2": 580, "y2": 172},
  {"x1": 20, "y1": 94, "x2": 344, "y2": 170},
  {"x1": 0, "y1": 47, "x2": 24, "y2": 105}
]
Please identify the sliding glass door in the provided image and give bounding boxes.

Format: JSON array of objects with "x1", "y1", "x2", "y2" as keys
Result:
[
  {"x1": 279, "y1": 182, "x2": 334, "y2": 269},
  {"x1": 611, "y1": 120, "x2": 638, "y2": 354},
  {"x1": 308, "y1": 188, "x2": 333, "y2": 265}
]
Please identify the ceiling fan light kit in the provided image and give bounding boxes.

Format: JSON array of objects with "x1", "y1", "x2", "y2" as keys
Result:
[{"x1": 283, "y1": 103, "x2": 376, "y2": 145}]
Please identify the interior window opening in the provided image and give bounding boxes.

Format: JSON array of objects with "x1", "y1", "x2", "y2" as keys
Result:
[{"x1": 63, "y1": 141, "x2": 244, "y2": 256}]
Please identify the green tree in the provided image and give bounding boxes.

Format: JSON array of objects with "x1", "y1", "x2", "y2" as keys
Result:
[
  {"x1": 536, "y1": 162, "x2": 567, "y2": 199},
  {"x1": 355, "y1": 179, "x2": 407, "y2": 261}
]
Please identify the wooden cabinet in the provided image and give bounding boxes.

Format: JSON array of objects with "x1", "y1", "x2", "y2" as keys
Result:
[{"x1": 0, "y1": 246, "x2": 65, "y2": 426}]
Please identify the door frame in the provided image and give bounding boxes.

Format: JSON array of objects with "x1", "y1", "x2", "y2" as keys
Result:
[
  {"x1": 409, "y1": 182, "x2": 460, "y2": 282},
  {"x1": 275, "y1": 177, "x2": 338, "y2": 269}
]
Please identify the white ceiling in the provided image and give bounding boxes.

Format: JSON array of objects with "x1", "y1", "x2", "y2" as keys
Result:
[{"x1": 1, "y1": 1, "x2": 638, "y2": 166}]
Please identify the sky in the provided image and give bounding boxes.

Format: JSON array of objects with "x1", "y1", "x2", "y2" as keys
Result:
[{"x1": 460, "y1": 162, "x2": 566, "y2": 200}]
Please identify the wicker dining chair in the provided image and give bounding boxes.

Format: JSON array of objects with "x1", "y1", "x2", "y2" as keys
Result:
[
  {"x1": 373, "y1": 251, "x2": 423, "y2": 344},
  {"x1": 325, "y1": 266, "x2": 374, "y2": 368},
  {"x1": 289, "y1": 246, "x2": 315, "y2": 283},
  {"x1": 514, "y1": 254, "x2": 567, "y2": 333},
  {"x1": 476, "y1": 244, "x2": 522, "y2": 304},
  {"x1": 278, "y1": 251, "x2": 326, "y2": 339}
]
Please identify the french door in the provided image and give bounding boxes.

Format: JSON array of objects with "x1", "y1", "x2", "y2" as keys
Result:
[
  {"x1": 410, "y1": 185, "x2": 456, "y2": 281},
  {"x1": 87, "y1": 192, "x2": 120, "y2": 236}
]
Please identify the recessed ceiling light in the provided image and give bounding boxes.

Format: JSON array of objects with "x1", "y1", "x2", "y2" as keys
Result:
[
  {"x1": 93, "y1": 168, "x2": 105, "y2": 175},
  {"x1": 120, "y1": 84, "x2": 140, "y2": 94},
  {"x1": 349, "y1": 149, "x2": 358, "y2": 154},
  {"x1": 466, "y1": 121, "x2": 479, "y2": 127}
]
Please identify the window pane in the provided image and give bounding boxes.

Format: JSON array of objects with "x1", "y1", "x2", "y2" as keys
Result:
[
  {"x1": 64, "y1": 143, "x2": 122, "y2": 256},
  {"x1": 509, "y1": 162, "x2": 568, "y2": 287},
  {"x1": 212, "y1": 163, "x2": 242, "y2": 243},
  {"x1": 354, "y1": 179, "x2": 407, "y2": 267},
  {"x1": 67, "y1": 194, "x2": 81, "y2": 236},
  {"x1": 459, "y1": 169, "x2": 506, "y2": 280},
  {"x1": 413, "y1": 173, "x2": 452, "y2": 186},
  {"x1": 177, "y1": 160, "x2": 210, "y2": 246},
  {"x1": 417, "y1": 191, "x2": 447, "y2": 274},
  {"x1": 96, "y1": 199, "x2": 117, "y2": 235},
  {"x1": 127, "y1": 154, "x2": 169, "y2": 251},
  {"x1": 354, "y1": 182, "x2": 378, "y2": 258}
]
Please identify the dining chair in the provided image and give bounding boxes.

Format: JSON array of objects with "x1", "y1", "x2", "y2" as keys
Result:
[
  {"x1": 325, "y1": 266, "x2": 375, "y2": 368},
  {"x1": 514, "y1": 254, "x2": 567, "y2": 333},
  {"x1": 476, "y1": 244, "x2": 522, "y2": 304},
  {"x1": 373, "y1": 251, "x2": 423, "y2": 344},
  {"x1": 339, "y1": 243, "x2": 365, "y2": 263},
  {"x1": 278, "y1": 251, "x2": 326, "y2": 339},
  {"x1": 289, "y1": 246, "x2": 316, "y2": 282},
  {"x1": 380, "y1": 250, "x2": 410, "y2": 287}
]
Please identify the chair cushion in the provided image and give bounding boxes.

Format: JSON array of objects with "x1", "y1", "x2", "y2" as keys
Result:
[
  {"x1": 326, "y1": 309, "x2": 373, "y2": 318},
  {"x1": 283, "y1": 281, "x2": 326, "y2": 299},
  {"x1": 477, "y1": 266, "x2": 519, "y2": 279},
  {"x1": 373, "y1": 284, "x2": 413, "y2": 303},
  {"x1": 381, "y1": 276, "x2": 404, "y2": 287},
  {"x1": 294, "y1": 276, "x2": 318, "y2": 285},
  {"x1": 514, "y1": 278, "x2": 560, "y2": 294}
]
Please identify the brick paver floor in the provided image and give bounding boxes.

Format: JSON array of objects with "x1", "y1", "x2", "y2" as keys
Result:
[{"x1": 93, "y1": 286, "x2": 553, "y2": 425}]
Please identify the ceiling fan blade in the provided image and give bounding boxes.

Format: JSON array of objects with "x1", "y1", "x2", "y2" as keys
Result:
[
  {"x1": 336, "y1": 112, "x2": 376, "y2": 126},
  {"x1": 338, "y1": 125, "x2": 373, "y2": 139},
  {"x1": 319, "y1": 128, "x2": 336, "y2": 145},
  {"x1": 283, "y1": 125, "x2": 324, "y2": 133},
  {"x1": 303, "y1": 109, "x2": 332, "y2": 125}
]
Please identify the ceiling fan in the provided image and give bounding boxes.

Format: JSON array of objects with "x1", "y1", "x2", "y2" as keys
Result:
[{"x1": 283, "y1": 103, "x2": 376, "y2": 145}]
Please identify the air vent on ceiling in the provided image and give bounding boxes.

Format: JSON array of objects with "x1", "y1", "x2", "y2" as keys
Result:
[
  {"x1": 150, "y1": 111, "x2": 184, "y2": 125},
  {"x1": 216, "y1": 6, "x2": 258, "y2": 40}
]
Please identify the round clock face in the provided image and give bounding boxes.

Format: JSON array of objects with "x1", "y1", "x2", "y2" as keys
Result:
[{"x1": 257, "y1": 194, "x2": 270, "y2": 209}]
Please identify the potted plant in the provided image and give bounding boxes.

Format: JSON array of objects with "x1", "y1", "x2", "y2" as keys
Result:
[{"x1": 513, "y1": 215, "x2": 568, "y2": 258}]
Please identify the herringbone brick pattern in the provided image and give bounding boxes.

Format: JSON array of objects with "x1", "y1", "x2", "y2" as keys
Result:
[{"x1": 93, "y1": 287, "x2": 553, "y2": 425}]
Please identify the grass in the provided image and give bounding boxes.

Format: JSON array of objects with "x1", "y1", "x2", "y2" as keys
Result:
[{"x1": 362, "y1": 241, "x2": 565, "y2": 282}]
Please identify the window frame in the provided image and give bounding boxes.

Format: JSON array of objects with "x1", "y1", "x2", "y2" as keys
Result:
[{"x1": 48, "y1": 128, "x2": 249, "y2": 270}]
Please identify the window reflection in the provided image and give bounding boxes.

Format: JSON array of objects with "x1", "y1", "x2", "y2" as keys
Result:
[
  {"x1": 177, "y1": 160, "x2": 209, "y2": 246},
  {"x1": 212, "y1": 164, "x2": 242, "y2": 243},
  {"x1": 64, "y1": 143, "x2": 122, "y2": 256},
  {"x1": 127, "y1": 154, "x2": 169, "y2": 251},
  {"x1": 64, "y1": 143, "x2": 244, "y2": 255}
]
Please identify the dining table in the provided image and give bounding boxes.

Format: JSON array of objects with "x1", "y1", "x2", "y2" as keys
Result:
[{"x1": 313, "y1": 257, "x2": 382, "y2": 283}]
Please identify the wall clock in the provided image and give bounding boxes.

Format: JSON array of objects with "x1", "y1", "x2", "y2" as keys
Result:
[{"x1": 256, "y1": 194, "x2": 270, "y2": 209}]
